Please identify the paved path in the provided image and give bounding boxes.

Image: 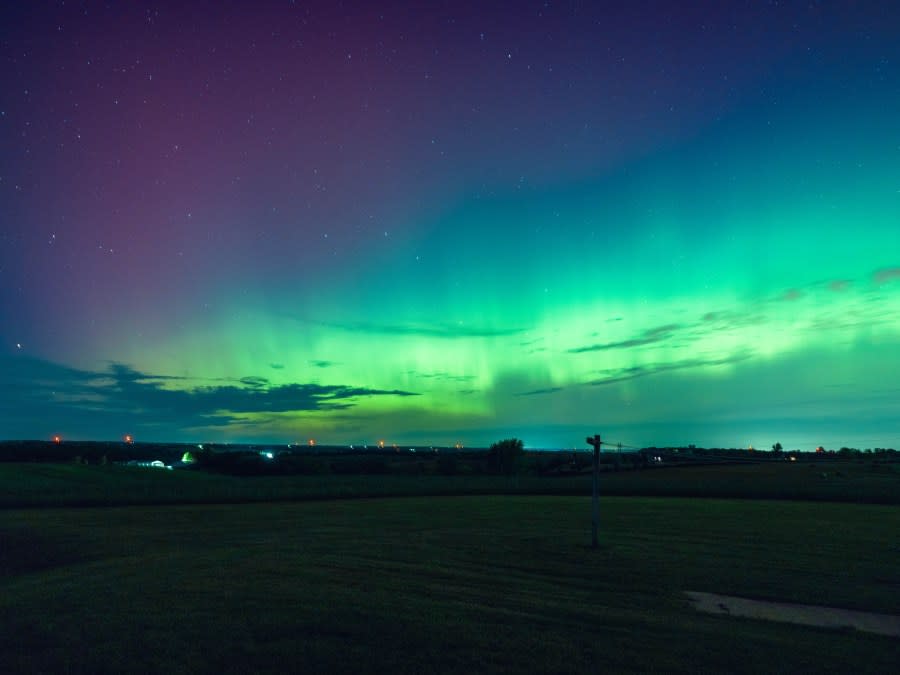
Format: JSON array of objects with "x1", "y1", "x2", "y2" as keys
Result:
[{"x1": 685, "y1": 591, "x2": 900, "y2": 637}]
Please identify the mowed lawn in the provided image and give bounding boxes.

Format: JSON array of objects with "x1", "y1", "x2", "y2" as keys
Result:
[
  {"x1": 1, "y1": 460, "x2": 898, "y2": 508},
  {"x1": 1, "y1": 496, "x2": 898, "y2": 674}
]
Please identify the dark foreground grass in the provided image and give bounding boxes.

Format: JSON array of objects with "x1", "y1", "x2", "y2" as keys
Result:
[
  {"x1": 1, "y1": 496, "x2": 898, "y2": 674},
  {"x1": 1, "y1": 459, "x2": 898, "y2": 508},
  {"x1": 0, "y1": 463, "x2": 591, "y2": 507}
]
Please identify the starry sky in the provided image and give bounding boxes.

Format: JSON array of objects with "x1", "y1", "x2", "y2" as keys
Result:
[{"x1": 2, "y1": 1, "x2": 899, "y2": 450}]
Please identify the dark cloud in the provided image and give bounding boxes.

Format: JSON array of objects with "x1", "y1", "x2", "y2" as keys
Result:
[
  {"x1": 699, "y1": 309, "x2": 762, "y2": 329},
  {"x1": 782, "y1": 288, "x2": 803, "y2": 301},
  {"x1": 309, "y1": 360, "x2": 337, "y2": 368},
  {"x1": 302, "y1": 317, "x2": 525, "y2": 338},
  {"x1": 408, "y1": 370, "x2": 477, "y2": 382},
  {"x1": 107, "y1": 362, "x2": 184, "y2": 383},
  {"x1": 829, "y1": 280, "x2": 849, "y2": 292},
  {"x1": 516, "y1": 386, "x2": 565, "y2": 396},
  {"x1": 269, "y1": 363, "x2": 285, "y2": 370},
  {"x1": 874, "y1": 267, "x2": 900, "y2": 285},
  {"x1": 585, "y1": 353, "x2": 753, "y2": 386},
  {"x1": 3, "y1": 355, "x2": 97, "y2": 386},
  {"x1": 515, "y1": 352, "x2": 750, "y2": 396},
  {"x1": 568, "y1": 323, "x2": 680, "y2": 353},
  {"x1": 0, "y1": 355, "x2": 418, "y2": 438}
]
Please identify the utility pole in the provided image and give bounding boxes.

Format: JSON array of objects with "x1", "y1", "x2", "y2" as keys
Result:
[{"x1": 586, "y1": 434, "x2": 602, "y2": 548}]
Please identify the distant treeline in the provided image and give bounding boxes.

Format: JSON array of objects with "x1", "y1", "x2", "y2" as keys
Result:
[
  {"x1": 0, "y1": 440, "x2": 896, "y2": 477},
  {"x1": 0, "y1": 440, "x2": 191, "y2": 464}
]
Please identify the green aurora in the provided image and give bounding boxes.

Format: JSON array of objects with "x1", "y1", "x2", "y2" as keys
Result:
[{"x1": 2, "y1": 3, "x2": 898, "y2": 449}]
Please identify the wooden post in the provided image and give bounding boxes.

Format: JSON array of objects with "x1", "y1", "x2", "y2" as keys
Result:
[{"x1": 586, "y1": 434, "x2": 602, "y2": 548}]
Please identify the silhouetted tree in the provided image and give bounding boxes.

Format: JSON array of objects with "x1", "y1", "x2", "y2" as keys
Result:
[
  {"x1": 772, "y1": 442, "x2": 783, "y2": 454},
  {"x1": 487, "y1": 438, "x2": 524, "y2": 475}
]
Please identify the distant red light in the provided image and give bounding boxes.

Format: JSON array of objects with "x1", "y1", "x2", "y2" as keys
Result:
[{"x1": 53, "y1": 435, "x2": 61, "y2": 444}]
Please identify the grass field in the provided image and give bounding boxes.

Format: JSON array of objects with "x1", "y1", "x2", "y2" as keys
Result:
[
  {"x1": 1, "y1": 459, "x2": 898, "y2": 508},
  {"x1": 1, "y1": 496, "x2": 898, "y2": 674}
]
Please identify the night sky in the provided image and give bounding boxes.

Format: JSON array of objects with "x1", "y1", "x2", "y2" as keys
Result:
[{"x1": 2, "y1": 1, "x2": 899, "y2": 449}]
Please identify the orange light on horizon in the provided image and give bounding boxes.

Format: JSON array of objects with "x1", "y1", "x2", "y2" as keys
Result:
[
  {"x1": 377, "y1": 440, "x2": 385, "y2": 449},
  {"x1": 308, "y1": 438, "x2": 316, "y2": 446},
  {"x1": 53, "y1": 435, "x2": 61, "y2": 444},
  {"x1": 124, "y1": 434, "x2": 134, "y2": 444}
]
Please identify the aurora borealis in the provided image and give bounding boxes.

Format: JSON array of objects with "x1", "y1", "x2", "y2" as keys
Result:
[{"x1": 2, "y1": 2, "x2": 899, "y2": 449}]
